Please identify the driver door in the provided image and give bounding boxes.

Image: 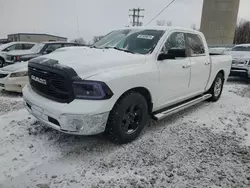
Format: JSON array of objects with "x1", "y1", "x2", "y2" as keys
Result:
[{"x1": 156, "y1": 32, "x2": 191, "y2": 108}]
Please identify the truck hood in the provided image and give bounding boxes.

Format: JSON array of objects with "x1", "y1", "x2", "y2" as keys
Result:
[
  {"x1": 225, "y1": 51, "x2": 250, "y2": 60},
  {"x1": 34, "y1": 47, "x2": 146, "y2": 79}
]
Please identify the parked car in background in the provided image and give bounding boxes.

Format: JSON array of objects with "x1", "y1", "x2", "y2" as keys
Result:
[
  {"x1": 23, "y1": 26, "x2": 232, "y2": 144},
  {"x1": 209, "y1": 47, "x2": 231, "y2": 55},
  {"x1": 0, "y1": 42, "x2": 36, "y2": 67},
  {"x1": 5, "y1": 42, "x2": 80, "y2": 65},
  {"x1": 225, "y1": 44, "x2": 250, "y2": 78},
  {"x1": 0, "y1": 62, "x2": 28, "y2": 92},
  {"x1": 0, "y1": 43, "x2": 84, "y2": 93}
]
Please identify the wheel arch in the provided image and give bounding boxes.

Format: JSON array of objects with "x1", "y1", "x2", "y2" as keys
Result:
[
  {"x1": 0, "y1": 56, "x2": 5, "y2": 62},
  {"x1": 114, "y1": 87, "x2": 153, "y2": 114},
  {"x1": 218, "y1": 70, "x2": 225, "y2": 80}
]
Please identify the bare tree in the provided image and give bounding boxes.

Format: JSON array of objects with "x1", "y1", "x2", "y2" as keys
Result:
[
  {"x1": 234, "y1": 19, "x2": 250, "y2": 44},
  {"x1": 156, "y1": 20, "x2": 172, "y2": 26},
  {"x1": 71, "y1": 37, "x2": 86, "y2": 44}
]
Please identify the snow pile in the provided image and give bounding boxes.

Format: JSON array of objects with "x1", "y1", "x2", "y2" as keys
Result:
[
  {"x1": 0, "y1": 91, "x2": 23, "y2": 115},
  {"x1": 0, "y1": 80, "x2": 250, "y2": 188}
]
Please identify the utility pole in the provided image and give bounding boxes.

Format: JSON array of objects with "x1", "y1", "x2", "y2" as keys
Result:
[{"x1": 129, "y1": 8, "x2": 145, "y2": 26}]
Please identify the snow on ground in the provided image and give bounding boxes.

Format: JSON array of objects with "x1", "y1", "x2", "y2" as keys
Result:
[{"x1": 0, "y1": 78, "x2": 250, "y2": 188}]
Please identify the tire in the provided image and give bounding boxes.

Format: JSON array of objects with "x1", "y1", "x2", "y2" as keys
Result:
[
  {"x1": 105, "y1": 92, "x2": 149, "y2": 144},
  {"x1": 207, "y1": 73, "x2": 224, "y2": 102},
  {"x1": 0, "y1": 58, "x2": 4, "y2": 68}
]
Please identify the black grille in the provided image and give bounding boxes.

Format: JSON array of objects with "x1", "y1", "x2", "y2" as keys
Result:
[
  {"x1": 0, "y1": 73, "x2": 8, "y2": 78},
  {"x1": 231, "y1": 67, "x2": 248, "y2": 71},
  {"x1": 28, "y1": 62, "x2": 76, "y2": 103}
]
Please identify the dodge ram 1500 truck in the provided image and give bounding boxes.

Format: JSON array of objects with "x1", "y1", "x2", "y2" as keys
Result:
[{"x1": 23, "y1": 26, "x2": 232, "y2": 144}]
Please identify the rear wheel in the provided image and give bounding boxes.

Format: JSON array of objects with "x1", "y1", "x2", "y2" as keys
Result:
[
  {"x1": 208, "y1": 73, "x2": 224, "y2": 102},
  {"x1": 105, "y1": 92, "x2": 149, "y2": 144}
]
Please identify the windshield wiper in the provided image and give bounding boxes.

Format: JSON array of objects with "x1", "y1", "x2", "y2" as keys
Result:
[{"x1": 104, "y1": 47, "x2": 135, "y2": 54}]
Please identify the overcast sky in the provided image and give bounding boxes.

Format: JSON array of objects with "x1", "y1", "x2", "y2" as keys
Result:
[{"x1": 0, "y1": 0, "x2": 250, "y2": 42}]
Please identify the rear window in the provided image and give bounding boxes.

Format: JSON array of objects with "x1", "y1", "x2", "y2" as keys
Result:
[{"x1": 186, "y1": 34, "x2": 205, "y2": 56}]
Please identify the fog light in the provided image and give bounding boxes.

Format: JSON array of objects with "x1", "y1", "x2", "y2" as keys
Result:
[{"x1": 69, "y1": 118, "x2": 84, "y2": 131}]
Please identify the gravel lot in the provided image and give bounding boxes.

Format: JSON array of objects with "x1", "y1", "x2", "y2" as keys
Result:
[{"x1": 0, "y1": 78, "x2": 250, "y2": 188}]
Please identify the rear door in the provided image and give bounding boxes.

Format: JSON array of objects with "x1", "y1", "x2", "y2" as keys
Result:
[
  {"x1": 186, "y1": 33, "x2": 210, "y2": 94},
  {"x1": 156, "y1": 32, "x2": 191, "y2": 107}
]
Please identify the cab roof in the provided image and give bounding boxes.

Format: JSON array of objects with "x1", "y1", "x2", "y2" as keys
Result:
[{"x1": 120, "y1": 26, "x2": 201, "y2": 34}]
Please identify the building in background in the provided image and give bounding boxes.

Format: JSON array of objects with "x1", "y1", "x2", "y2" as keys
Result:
[
  {"x1": 0, "y1": 38, "x2": 11, "y2": 45},
  {"x1": 200, "y1": 0, "x2": 240, "y2": 45},
  {"x1": 7, "y1": 33, "x2": 67, "y2": 42}
]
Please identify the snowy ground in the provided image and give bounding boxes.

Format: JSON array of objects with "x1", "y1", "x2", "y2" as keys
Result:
[{"x1": 0, "y1": 78, "x2": 250, "y2": 188}]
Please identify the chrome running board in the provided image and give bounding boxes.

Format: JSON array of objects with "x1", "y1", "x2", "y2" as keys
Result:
[{"x1": 153, "y1": 94, "x2": 212, "y2": 121}]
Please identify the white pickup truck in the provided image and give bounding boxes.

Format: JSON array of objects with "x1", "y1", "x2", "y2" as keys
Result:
[{"x1": 23, "y1": 26, "x2": 232, "y2": 143}]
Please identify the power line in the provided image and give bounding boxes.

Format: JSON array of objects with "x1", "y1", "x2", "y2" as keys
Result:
[
  {"x1": 129, "y1": 8, "x2": 145, "y2": 26},
  {"x1": 146, "y1": 0, "x2": 176, "y2": 25}
]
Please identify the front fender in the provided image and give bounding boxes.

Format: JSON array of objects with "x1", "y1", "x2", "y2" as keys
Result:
[{"x1": 86, "y1": 64, "x2": 159, "y2": 111}]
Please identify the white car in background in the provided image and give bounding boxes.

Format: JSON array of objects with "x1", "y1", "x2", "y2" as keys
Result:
[
  {"x1": 225, "y1": 44, "x2": 250, "y2": 78},
  {"x1": 0, "y1": 42, "x2": 36, "y2": 68},
  {"x1": 0, "y1": 62, "x2": 28, "y2": 92}
]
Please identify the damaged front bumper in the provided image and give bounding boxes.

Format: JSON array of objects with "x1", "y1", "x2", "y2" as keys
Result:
[
  {"x1": 24, "y1": 100, "x2": 109, "y2": 135},
  {"x1": 23, "y1": 84, "x2": 110, "y2": 135}
]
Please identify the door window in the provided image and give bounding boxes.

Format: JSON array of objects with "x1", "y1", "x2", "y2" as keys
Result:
[
  {"x1": 161, "y1": 32, "x2": 186, "y2": 58},
  {"x1": 161, "y1": 32, "x2": 186, "y2": 53},
  {"x1": 14, "y1": 44, "x2": 22, "y2": 50},
  {"x1": 186, "y1": 34, "x2": 205, "y2": 56},
  {"x1": 22, "y1": 43, "x2": 35, "y2": 50},
  {"x1": 43, "y1": 44, "x2": 63, "y2": 54}
]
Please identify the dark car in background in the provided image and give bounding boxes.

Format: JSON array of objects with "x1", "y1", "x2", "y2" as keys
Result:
[{"x1": 5, "y1": 41, "x2": 81, "y2": 65}]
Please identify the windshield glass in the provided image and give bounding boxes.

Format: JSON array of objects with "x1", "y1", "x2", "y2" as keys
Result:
[
  {"x1": 0, "y1": 42, "x2": 15, "y2": 51},
  {"x1": 93, "y1": 29, "x2": 164, "y2": 54},
  {"x1": 30, "y1": 43, "x2": 45, "y2": 53},
  {"x1": 232, "y1": 46, "x2": 250, "y2": 52}
]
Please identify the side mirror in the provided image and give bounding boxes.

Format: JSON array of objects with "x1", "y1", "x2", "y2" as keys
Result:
[
  {"x1": 158, "y1": 49, "x2": 186, "y2": 61},
  {"x1": 158, "y1": 53, "x2": 173, "y2": 61}
]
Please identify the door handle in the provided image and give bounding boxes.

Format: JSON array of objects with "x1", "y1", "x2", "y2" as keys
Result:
[
  {"x1": 205, "y1": 62, "x2": 211, "y2": 65},
  {"x1": 182, "y1": 64, "x2": 190, "y2": 68}
]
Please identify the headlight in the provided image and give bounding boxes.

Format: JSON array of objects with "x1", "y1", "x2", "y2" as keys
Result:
[
  {"x1": 72, "y1": 80, "x2": 113, "y2": 100},
  {"x1": 10, "y1": 71, "x2": 28, "y2": 77}
]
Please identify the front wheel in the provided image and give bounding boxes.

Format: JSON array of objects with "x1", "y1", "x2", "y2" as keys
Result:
[
  {"x1": 105, "y1": 92, "x2": 149, "y2": 144},
  {"x1": 208, "y1": 73, "x2": 224, "y2": 102}
]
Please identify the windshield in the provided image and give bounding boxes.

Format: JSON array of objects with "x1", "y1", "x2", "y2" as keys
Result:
[
  {"x1": 30, "y1": 43, "x2": 45, "y2": 53},
  {"x1": 231, "y1": 46, "x2": 250, "y2": 52},
  {"x1": 93, "y1": 29, "x2": 164, "y2": 54},
  {"x1": 0, "y1": 42, "x2": 15, "y2": 51}
]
